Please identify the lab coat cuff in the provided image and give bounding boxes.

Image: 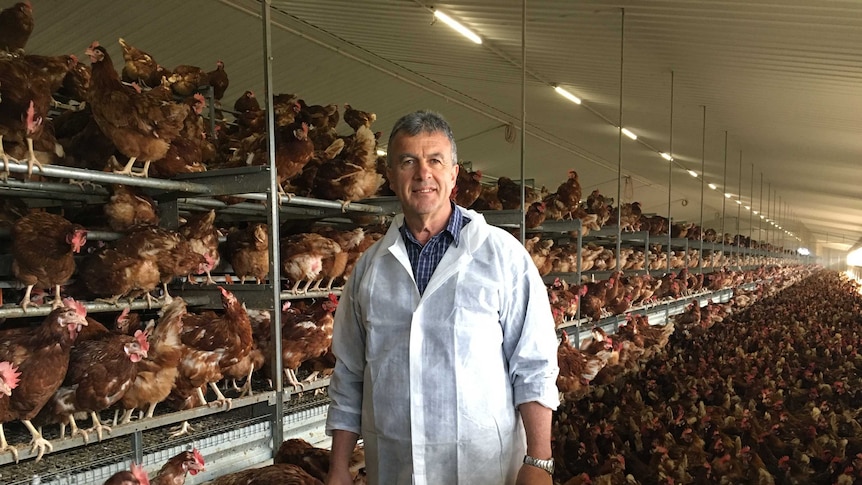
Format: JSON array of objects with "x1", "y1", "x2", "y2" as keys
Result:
[
  {"x1": 325, "y1": 407, "x2": 362, "y2": 436},
  {"x1": 513, "y1": 382, "x2": 561, "y2": 411}
]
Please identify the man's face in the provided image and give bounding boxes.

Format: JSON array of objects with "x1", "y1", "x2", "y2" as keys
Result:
[{"x1": 387, "y1": 131, "x2": 458, "y2": 220}]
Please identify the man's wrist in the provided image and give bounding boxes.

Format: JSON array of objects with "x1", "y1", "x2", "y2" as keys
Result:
[{"x1": 523, "y1": 455, "x2": 554, "y2": 475}]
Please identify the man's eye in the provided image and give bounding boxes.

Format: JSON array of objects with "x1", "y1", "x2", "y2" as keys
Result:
[{"x1": 400, "y1": 159, "x2": 414, "y2": 168}]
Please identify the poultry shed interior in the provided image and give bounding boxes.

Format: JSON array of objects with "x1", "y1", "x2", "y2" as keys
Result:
[{"x1": 1, "y1": 0, "x2": 861, "y2": 484}]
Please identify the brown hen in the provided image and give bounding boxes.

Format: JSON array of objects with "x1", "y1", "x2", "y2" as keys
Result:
[
  {"x1": 86, "y1": 42, "x2": 186, "y2": 177},
  {"x1": 118, "y1": 37, "x2": 170, "y2": 89},
  {"x1": 12, "y1": 211, "x2": 87, "y2": 309},
  {"x1": 0, "y1": 2, "x2": 33, "y2": 53},
  {"x1": 225, "y1": 223, "x2": 269, "y2": 284}
]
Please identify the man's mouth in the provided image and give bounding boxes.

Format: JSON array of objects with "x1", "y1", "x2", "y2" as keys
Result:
[{"x1": 414, "y1": 187, "x2": 436, "y2": 193}]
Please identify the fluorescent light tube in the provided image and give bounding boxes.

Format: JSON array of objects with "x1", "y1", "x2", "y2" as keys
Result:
[
  {"x1": 744, "y1": 206, "x2": 751, "y2": 210},
  {"x1": 434, "y1": 10, "x2": 482, "y2": 44},
  {"x1": 688, "y1": 170, "x2": 698, "y2": 178},
  {"x1": 376, "y1": 149, "x2": 387, "y2": 156},
  {"x1": 554, "y1": 86, "x2": 581, "y2": 105},
  {"x1": 621, "y1": 128, "x2": 637, "y2": 140},
  {"x1": 660, "y1": 152, "x2": 673, "y2": 161},
  {"x1": 724, "y1": 193, "x2": 731, "y2": 198},
  {"x1": 708, "y1": 183, "x2": 717, "y2": 190},
  {"x1": 736, "y1": 200, "x2": 742, "y2": 205}
]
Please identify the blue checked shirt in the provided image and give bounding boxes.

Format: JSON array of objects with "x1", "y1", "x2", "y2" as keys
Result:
[{"x1": 399, "y1": 203, "x2": 471, "y2": 295}]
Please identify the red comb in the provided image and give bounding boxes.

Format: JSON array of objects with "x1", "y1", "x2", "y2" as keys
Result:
[
  {"x1": 130, "y1": 463, "x2": 150, "y2": 485},
  {"x1": 328, "y1": 293, "x2": 339, "y2": 305},
  {"x1": 281, "y1": 301, "x2": 291, "y2": 312},
  {"x1": 193, "y1": 448, "x2": 205, "y2": 466},
  {"x1": 134, "y1": 330, "x2": 150, "y2": 353},
  {"x1": 0, "y1": 362, "x2": 21, "y2": 390},
  {"x1": 62, "y1": 297, "x2": 87, "y2": 317}
]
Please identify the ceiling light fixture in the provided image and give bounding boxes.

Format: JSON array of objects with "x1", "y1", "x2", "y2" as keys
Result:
[
  {"x1": 735, "y1": 200, "x2": 742, "y2": 205},
  {"x1": 688, "y1": 170, "x2": 698, "y2": 178},
  {"x1": 660, "y1": 152, "x2": 673, "y2": 161},
  {"x1": 554, "y1": 86, "x2": 582, "y2": 105},
  {"x1": 744, "y1": 206, "x2": 751, "y2": 210},
  {"x1": 376, "y1": 149, "x2": 387, "y2": 156},
  {"x1": 434, "y1": 10, "x2": 482, "y2": 44},
  {"x1": 753, "y1": 211, "x2": 759, "y2": 215},
  {"x1": 724, "y1": 193, "x2": 732, "y2": 198},
  {"x1": 760, "y1": 215, "x2": 765, "y2": 219},
  {"x1": 708, "y1": 183, "x2": 717, "y2": 190},
  {"x1": 621, "y1": 128, "x2": 637, "y2": 140}
]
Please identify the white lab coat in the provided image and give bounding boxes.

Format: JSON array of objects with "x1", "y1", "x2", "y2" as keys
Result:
[{"x1": 326, "y1": 207, "x2": 560, "y2": 485}]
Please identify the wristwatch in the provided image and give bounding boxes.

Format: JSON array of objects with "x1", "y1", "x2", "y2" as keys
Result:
[{"x1": 523, "y1": 455, "x2": 554, "y2": 475}]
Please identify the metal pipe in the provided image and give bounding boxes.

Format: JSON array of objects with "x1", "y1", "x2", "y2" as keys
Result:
[
  {"x1": 720, "y1": 131, "x2": 728, "y2": 260},
  {"x1": 616, "y1": 8, "x2": 625, "y2": 272},
  {"x1": 519, "y1": 0, "x2": 527, "y2": 244},
  {"x1": 261, "y1": 0, "x2": 285, "y2": 452},
  {"x1": 0, "y1": 161, "x2": 212, "y2": 193},
  {"x1": 234, "y1": 192, "x2": 384, "y2": 213},
  {"x1": 667, "y1": 71, "x2": 674, "y2": 274},
  {"x1": 699, "y1": 106, "x2": 705, "y2": 273},
  {"x1": 736, "y1": 150, "x2": 742, "y2": 265},
  {"x1": 749, "y1": 163, "x2": 754, "y2": 263}
]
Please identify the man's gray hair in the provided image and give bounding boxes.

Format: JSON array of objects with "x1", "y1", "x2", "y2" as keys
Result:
[{"x1": 387, "y1": 110, "x2": 458, "y2": 167}]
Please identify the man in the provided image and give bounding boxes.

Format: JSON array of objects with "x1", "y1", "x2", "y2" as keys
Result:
[{"x1": 325, "y1": 110, "x2": 559, "y2": 485}]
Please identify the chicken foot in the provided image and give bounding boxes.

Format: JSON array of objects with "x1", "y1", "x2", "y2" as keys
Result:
[
  {"x1": 0, "y1": 135, "x2": 19, "y2": 181},
  {"x1": 18, "y1": 284, "x2": 35, "y2": 311},
  {"x1": 23, "y1": 137, "x2": 44, "y2": 177},
  {"x1": 169, "y1": 420, "x2": 195, "y2": 438},
  {"x1": 0, "y1": 423, "x2": 19, "y2": 463},
  {"x1": 284, "y1": 368, "x2": 305, "y2": 393},
  {"x1": 22, "y1": 419, "x2": 53, "y2": 462},
  {"x1": 207, "y1": 382, "x2": 232, "y2": 409},
  {"x1": 236, "y1": 364, "x2": 256, "y2": 398},
  {"x1": 113, "y1": 156, "x2": 150, "y2": 178},
  {"x1": 85, "y1": 411, "x2": 112, "y2": 442},
  {"x1": 66, "y1": 414, "x2": 90, "y2": 443}
]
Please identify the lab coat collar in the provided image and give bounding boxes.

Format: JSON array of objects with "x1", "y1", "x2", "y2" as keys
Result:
[{"x1": 380, "y1": 207, "x2": 489, "y2": 298}]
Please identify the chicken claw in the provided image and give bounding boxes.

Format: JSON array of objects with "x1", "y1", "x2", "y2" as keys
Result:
[
  {"x1": 169, "y1": 420, "x2": 195, "y2": 438},
  {"x1": 22, "y1": 420, "x2": 53, "y2": 462},
  {"x1": 87, "y1": 411, "x2": 112, "y2": 442},
  {"x1": 24, "y1": 138, "x2": 44, "y2": 177},
  {"x1": 0, "y1": 425, "x2": 19, "y2": 463}
]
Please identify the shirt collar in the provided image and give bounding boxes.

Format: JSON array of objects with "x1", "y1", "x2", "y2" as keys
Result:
[{"x1": 399, "y1": 202, "x2": 470, "y2": 247}]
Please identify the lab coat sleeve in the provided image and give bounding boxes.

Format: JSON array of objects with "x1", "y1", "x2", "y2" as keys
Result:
[
  {"x1": 326, "y1": 260, "x2": 368, "y2": 436},
  {"x1": 498, "y1": 234, "x2": 561, "y2": 411}
]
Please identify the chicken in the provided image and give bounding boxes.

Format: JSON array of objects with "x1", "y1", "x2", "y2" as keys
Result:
[
  {"x1": 311, "y1": 226, "x2": 365, "y2": 290},
  {"x1": 118, "y1": 38, "x2": 170, "y2": 89},
  {"x1": 0, "y1": 2, "x2": 34, "y2": 53},
  {"x1": 104, "y1": 463, "x2": 150, "y2": 485},
  {"x1": 38, "y1": 324, "x2": 149, "y2": 443},
  {"x1": 298, "y1": 100, "x2": 338, "y2": 132},
  {"x1": 281, "y1": 233, "x2": 342, "y2": 293},
  {"x1": 206, "y1": 60, "x2": 229, "y2": 102},
  {"x1": 272, "y1": 93, "x2": 311, "y2": 129},
  {"x1": 452, "y1": 165, "x2": 482, "y2": 208},
  {"x1": 343, "y1": 104, "x2": 376, "y2": 131},
  {"x1": 104, "y1": 184, "x2": 159, "y2": 231},
  {"x1": 496, "y1": 176, "x2": 541, "y2": 210},
  {"x1": 118, "y1": 297, "x2": 186, "y2": 424},
  {"x1": 0, "y1": 54, "x2": 77, "y2": 176},
  {"x1": 274, "y1": 438, "x2": 331, "y2": 481},
  {"x1": 233, "y1": 90, "x2": 260, "y2": 114},
  {"x1": 525, "y1": 201, "x2": 547, "y2": 229},
  {"x1": 168, "y1": 287, "x2": 251, "y2": 435},
  {"x1": 311, "y1": 125, "x2": 383, "y2": 208},
  {"x1": 553, "y1": 170, "x2": 583, "y2": 214},
  {"x1": 168, "y1": 64, "x2": 204, "y2": 97},
  {"x1": 86, "y1": 42, "x2": 186, "y2": 177},
  {"x1": 225, "y1": 223, "x2": 269, "y2": 284},
  {"x1": 179, "y1": 210, "x2": 221, "y2": 285},
  {"x1": 59, "y1": 61, "x2": 91, "y2": 101},
  {"x1": 610, "y1": 202, "x2": 643, "y2": 231},
  {"x1": 150, "y1": 448, "x2": 206, "y2": 485},
  {"x1": 272, "y1": 295, "x2": 337, "y2": 391},
  {"x1": 556, "y1": 330, "x2": 612, "y2": 400},
  {"x1": 148, "y1": 93, "x2": 210, "y2": 178},
  {"x1": 205, "y1": 463, "x2": 322, "y2": 485},
  {"x1": 12, "y1": 211, "x2": 87, "y2": 309},
  {"x1": 0, "y1": 300, "x2": 88, "y2": 462},
  {"x1": 273, "y1": 121, "x2": 314, "y2": 191},
  {"x1": 79, "y1": 242, "x2": 162, "y2": 305}
]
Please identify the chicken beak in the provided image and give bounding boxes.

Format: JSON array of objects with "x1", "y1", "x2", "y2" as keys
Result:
[{"x1": 0, "y1": 382, "x2": 11, "y2": 397}]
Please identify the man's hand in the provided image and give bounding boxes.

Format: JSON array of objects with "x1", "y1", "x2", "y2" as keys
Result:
[{"x1": 516, "y1": 463, "x2": 553, "y2": 485}]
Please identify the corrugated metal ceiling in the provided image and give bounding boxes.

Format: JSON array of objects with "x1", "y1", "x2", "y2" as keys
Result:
[{"x1": 22, "y1": 0, "x2": 862, "y2": 254}]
